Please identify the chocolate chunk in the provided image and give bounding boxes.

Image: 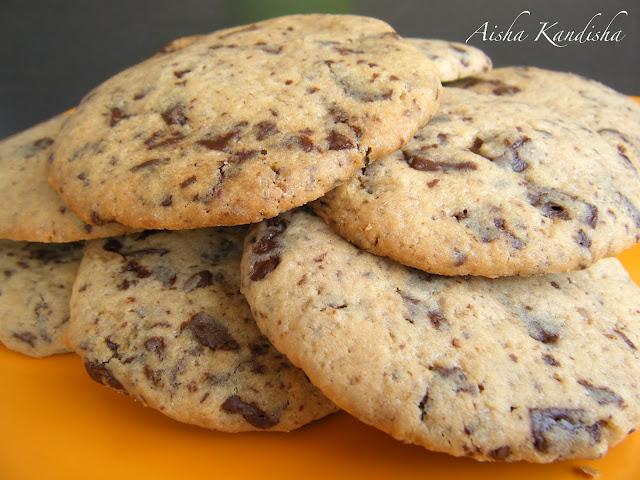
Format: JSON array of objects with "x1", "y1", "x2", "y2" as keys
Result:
[
  {"x1": 291, "y1": 134, "x2": 314, "y2": 152},
  {"x1": 161, "y1": 104, "x2": 188, "y2": 126},
  {"x1": 489, "y1": 445, "x2": 512, "y2": 460},
  {"x1": 403, "y1": 151, "x2": 477, "y2": 172},
  {"x1": 183, "y1": 270, "x2": 213, "y2": 292},
  {"x1": 122, "y1": 260, "x2": 152, "y2": 278},
  {"x1": 542, "y1": 353, "x2": 560, "y2": 366},
  {"x1": 197, "y1": 123, "x2": 247, "y2": 151},
  {"x1": 529, "y1": 408, "x2": 603, "y2": 453},
  {"x1": 12, "y1": 331, "x2": 37, "y2": 347},
  {"x1": 144, "y1": 337, "x2": 166, "y2": 360},
  {"x1": 84, "y1": 360, "x2": 125, "y2": 391},
  {"x1": 613, "y1": 328, "x2": 637, "y2": 350},
  {"x1": 493, "y1": 84, "x2": 521, "y2": 96},
  {"x1": 160, "y1": 195, "x2": 173, "y2": 207},
  {"x1": 221, "y1": 395, "x2": 279, "y2": 429},
  {"x1": 254, "y1": 121, "x2": 279, "y2": 141},
  {"x1": 418, "y1": 388, "x2": 429, "y2": 421},
  {"x1": 33, "y1": 137, "x2": 54, "y2": 150},
  {"x1": 249, "y1": 256, "x2": 281, "y2": 281},
  {"x1": 109, "y1": 107, "x2": 129, "y2": 127},
  {"x1": 105, "y1": 338, "x2": 120, "y2": 355},
  {"x1": 182, "y1": 312, "x2": 240, "y2": 351},
  {"x1": 180, "y1": 175, "x2": 197, "y2": 188},
  {"x1": 469, "y1": 137, "x2": 484, "y2": 155},
  {"x1": 144, "y1": 365, "x2": 162, "y2": 386},
  {"x1": 326, "y1": 130, "x2": 354, "y2": 150},
  {"x1": 578, "y1": 380, "x2": 624, "y2": 406},
  {"x1": 173, "y1": 69, "x2": 191, "y2": 79},
  {"x1": 144, "y1": 131, "x2": 184, "y2": 150},
  {"x1": 576, "y1": 229, "x2": 591, "y2": 249},
  {"x1": 129, "y1": 158, "x2": 169, "y2": 172}
]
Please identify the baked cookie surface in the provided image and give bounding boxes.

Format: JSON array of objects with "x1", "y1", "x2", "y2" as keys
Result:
[
  {"x1": 49, "y1": 14, "x2": 441, "y2": 229},
  {"x1": 240, "y1": 210, "x2": 640, "y2": 462},
  {"x1": 451, "y1": 66, "x2": 640, "y2": 169},
  {"x1": 0, "y1": 240, "x2": 82, "y2": 357},
  {"x1": 68, "y1": 228, "x2": 335, "y2": 432},
  {"x1": 0, "y1": 113, "x2": 130, "y2": 242},
  {"x1": 407, "y1": 38, "x2": 491, "y2": 82},
  {"x1": 314, "y1": 87, "x2": 640, "y2": 277}
]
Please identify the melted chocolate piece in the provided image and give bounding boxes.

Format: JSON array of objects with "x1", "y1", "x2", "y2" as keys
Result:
[
  {"x1": 182, "y1": 312, "x2": 240, "y2": 351},
  {"x1": 221, "y1": 395, "x2": 279, "y2": 429}
]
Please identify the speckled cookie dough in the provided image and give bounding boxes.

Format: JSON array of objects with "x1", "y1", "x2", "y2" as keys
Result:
[
  {"x1": 49, "y1": 14, "x2": 441, "y2": 230},
  {"x1": 0, "y1": 240, "x2": 82, "y2": 357},
  {"x1": 0, "y1": 113, "x2": 130, "y2": 242},
  {"x1": 451, "y1": 66, "x2": 640, "y2": 171},
  {"x1": 406, "y1": 38, "x2": 492, "y2": 82},
  {"x1": 68, "y1": 228, "x2": 336, "y2": 432},
  {"x1": 313, "y1": 87, "x2": 640, "y2": 277},
  {"x1": 240, "y1": 210, "x2": 640, "y2": 462}
]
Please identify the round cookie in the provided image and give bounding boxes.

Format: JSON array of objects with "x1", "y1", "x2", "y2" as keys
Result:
[
  {"x1": 68, "y1": 228, "x2": 335, "y2": 432},
  {"x1": 406, "y1": 38, "x2": 492, "y2": 82},
  {"x1": 49, "y1": 14, "x2": 442, "y2": 229},
  {"x1": 451, "y1": 66, "x2": 640, "y2": 169},
  {"x1": 240, "y1": 210, "x2": 640, "y2": 462},
  {"x1": 0, "y1": 240, "x2": 82, "y2": 357},
  {"x1": 0, "y1": 113, "x2": 131, "y2": 242},
  {"x1": 313, "y1": 87, "x2": 640, "y2": 277}
]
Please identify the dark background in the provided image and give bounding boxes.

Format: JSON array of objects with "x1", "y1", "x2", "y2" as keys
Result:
[{"x1": 1, "y1": 0, "x2": 638, "y2": 137}]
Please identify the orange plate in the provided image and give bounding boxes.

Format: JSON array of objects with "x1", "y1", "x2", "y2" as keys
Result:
[{"x1": 2, "y1": 97, "x2": 640, "y2": 479}]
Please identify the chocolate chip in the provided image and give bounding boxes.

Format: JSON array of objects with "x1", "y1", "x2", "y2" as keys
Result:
[
  {"x1": 576, "y1": 229, "x2": 591, "y2": 249},
  {"x1": 221, "y1": 395, "x2": 279, "y2": 429},
  {"x1": 613, "y1": 328, "x2": 637, "y2": 350},
  {"x1": 197, "y1": 123, "x2": 247, "y2": 151},
  {"x1": 144, "y1": 365, "x2": 162, "y2": 386},
  {"x1": 182, "y1": 312, "x2": 239, "y2": 351},
  {"x1": 326, "y1": 130, "x2": 354, "y2": 151},
  {"x1": 249, "y1": 257, "x2": 281, "y2": 281},
  {"x1": 129, "y1": 158, "x2": 169, "y2": 172},
  {"x1": 291, "y1": 134, "x2": 314, "y2": 152},
  {"x1": 12, "y1": 331, "x2": 37, "y2": 347},
  {"x1": 493, "y1": 84, "x2": 521, "y2": 96},
  {"x1": 542, "y1": 353, "x2": 560, "y2": 366},
  {"x1": 173, "y1": 69, "x2": 191, "y2": 79},
  {"x1": 144, "y1": 131, "x2": 184, "y2": 150},
  {"x1": 84, "y1": 360, "x2": 125, "y2": 391},
  {"x1": 109, "y1": 107, "x2": 129, "y2": 127},
  {"x1": 489, "y1": 445, "x2": 512, "y2": 460},
  {"x1": 180, "y1": 175, "x2": 197, "y2": 188},
  {"x1": 578, "y1": 380, "x2": 624, "y2": 406},
  {"x1": 529, "y1": 408, "x2": 603, "y2": 453},
  {"x1": 160, "y1": 195, "x2": 173, "y2": 207},
  {"x1": 122, "y1": 260, "x2": 152, "y2": 278},
  {"x1": 403, "y1": 151, "x2": 477, "y2": 172},
  {"x1": 161, "y1": 104, "x2": 188, "y2": 126},
  {"x1": 183, "y1": 270, "x2": 213, "y2": 292},
  {"x1": 144, "y1": 337, "x2": 166, "y2": 360},
  {"x1": 418, "y1": 388, "x2": 429, "y2": 421},
  {"x1": 254, "y1": 121, "x2": 278, "y2": 141},
  {"x1": 105, "y1": 338, "x2": 120, "y2": 355},
  {"x1": 33, "y1": 137, "x2": 54, "y2": 150}
]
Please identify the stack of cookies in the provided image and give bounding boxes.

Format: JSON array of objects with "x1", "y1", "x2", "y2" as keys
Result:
[{"x1": 1, "y1": 14, "x2": 639, "y2": 463}]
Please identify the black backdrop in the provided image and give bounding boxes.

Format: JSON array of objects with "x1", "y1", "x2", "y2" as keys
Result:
[{"x1": 1, "y1": 0, "x2": 638, "y2": 137}]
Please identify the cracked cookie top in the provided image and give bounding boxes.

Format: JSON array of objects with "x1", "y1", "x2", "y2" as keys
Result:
[
  {"x1": 240, "y1": 209, "x2": 640, "y2": 462},
  {"x1": 68, "y1": 227, "x2": 335, "y2": 432},
  {"x1": 48, "y1": 14, "x2": 441, "y2": 229},
  {"x1": 313, "y1": 87, "x2": 640, "y2": 277}
]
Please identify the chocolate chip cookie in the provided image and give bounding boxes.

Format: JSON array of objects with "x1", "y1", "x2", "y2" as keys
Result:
[
  {"x1": 240, "y1": 210, "x2": 640, "y2": 462},
  {"x1": 68, "y1": 228, "x2": 335, "y2": 432},
  {"x1": 313, "y1": 87, "x2": 640, "y2": 277},
  {"x1": 49, "y1": 14, "x2": 441, "y2": 229},
  {"x1": 0, "y1": 113, "x2": 130, "y2": 242},
  {"x1": 407, "y1": 38, "x2": 492, "y2": 82},
  {"x1": 0, "y1": 240, "x2": 82, "y2": 357}
]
